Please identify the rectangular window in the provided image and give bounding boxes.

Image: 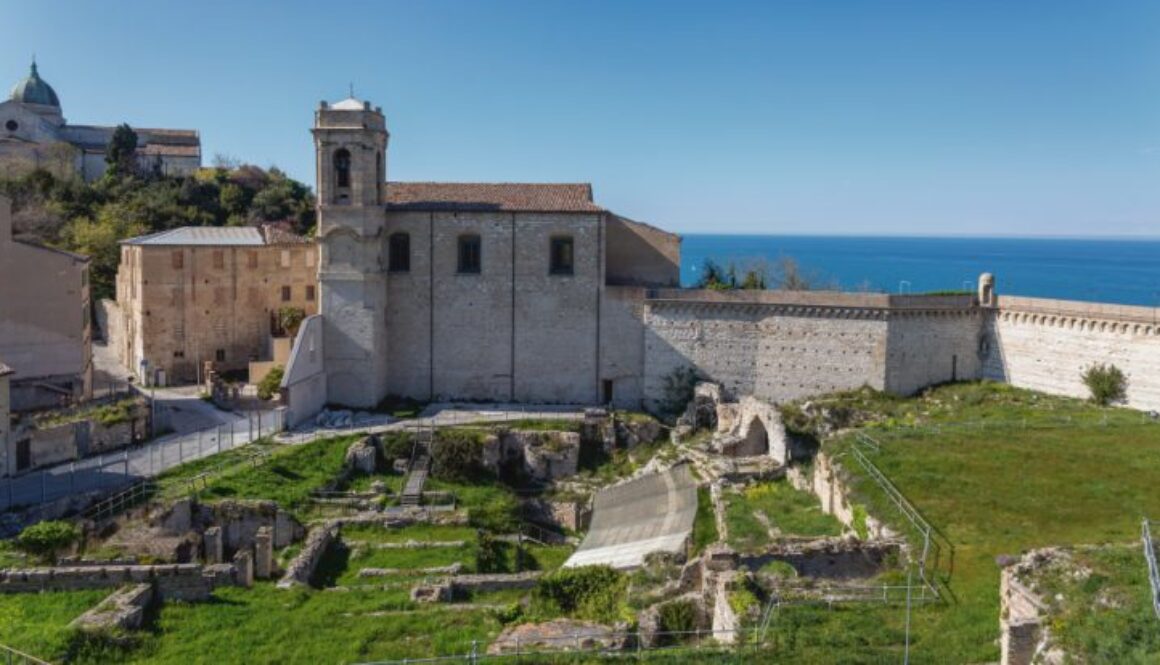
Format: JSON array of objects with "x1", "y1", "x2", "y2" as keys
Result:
[
  {"x1": 214, "y1": 287, "x2": 226, "y2": 305},
  {"x1": 247, "y1": 251, "x2": 258, "y2": 268},
  {"x1": 306, "y1": 285, "x2": 316, "y2": 301},
  {"x1": 281, "y1": 285, "x2": 292, "y2": 301},
  {"x1": 306, "y1": 248, "x2": 316, "y2": 267},
  {"x1": 550, "y1": 236, "x2": 574, "y2": 275},
  {"x1": 457, "y1": 235, "x2": 481, "y2": 274},
  {"x1": 213, "y1": 250, "x2": 225, "y2": 269},
  {"x1": 172, "y1": 250, "x2": 183, "y2": 269},
  {"x1": 280, "y1": 250, "x2": 291, "y2": 268},
  {"x1": 215, "y1": 349, "x2": 226, "y2": 363},
  {"x1": 389, "y1": 233, "x2": 411, "y2": 272}
]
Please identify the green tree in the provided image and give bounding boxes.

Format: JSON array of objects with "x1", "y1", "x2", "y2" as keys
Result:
[
  {"x1": 105, "y1": 124, "x2": 139, "y2": 176},
  {"x1": 17, "y1": 520, "x2": 78, "y2": 564},
  {"x1": 257, "y1": 365, "x2": 284, "y2": 400}
]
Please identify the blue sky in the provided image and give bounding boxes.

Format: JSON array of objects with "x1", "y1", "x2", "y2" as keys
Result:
[{"x1": 4, "y1": 0, "x2": 1160, "y2": 236}]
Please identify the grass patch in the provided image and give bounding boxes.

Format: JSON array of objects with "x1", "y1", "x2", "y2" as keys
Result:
[
  {"x1": 692, "y1": 486, "x2": 719, "y2": 555},
  {"x1": 0, "y1": 589, "x2": 109, "y2": 659},
  {"x1": 724, "y1": 480, "x2": 843, "y2": 552}
]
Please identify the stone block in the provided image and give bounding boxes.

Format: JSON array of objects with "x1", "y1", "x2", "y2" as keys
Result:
[
  {"x1": 233, "y1": 550, "x2": 253, "y2": 589},
  {"x1": 204, "y1": 526, "x2": 223, "y2": 563},
  {"x1": 254, "y1": 526, "x2": 273, "y2": 579}
]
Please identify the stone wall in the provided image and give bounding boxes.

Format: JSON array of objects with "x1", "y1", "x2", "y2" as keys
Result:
[
  {"x1": 0, "y1": 563, "x2": 214, "y2": 601},
  {"x1": 786, "y1": 452, "x2": 897, "y2": 540},
  {"x1": 985, "y1": 295, "x2": 1160, "y2": 411},
  {"x1": 999, "y1": 564, "x2": 1048, "y2": 665},
  {"x1": 281, "y1": 315, "x2": 327, "y2": 428}
]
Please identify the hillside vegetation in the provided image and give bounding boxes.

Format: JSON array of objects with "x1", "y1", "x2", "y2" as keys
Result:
[{"x1": 1, "y1": 153, "x2": 314, "y2": 300}]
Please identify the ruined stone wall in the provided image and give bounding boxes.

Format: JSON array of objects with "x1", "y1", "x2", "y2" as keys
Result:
[
  {"x1": 0, "y1": 563, "x2": 214, "y2": 601},
  {"x1": 985, "y1": 296, "x2": 1160, "y2": 411}
]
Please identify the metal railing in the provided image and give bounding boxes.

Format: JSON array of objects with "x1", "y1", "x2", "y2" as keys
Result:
[
  {"x1": 1143, "y1": 518, "x2": 1160, "y2": 620},
  {"x1": 847, "y1": 446, "x2": 942, "y2": 598},
  {"x1": 79, "y1": 479, "x2": 157, "y2": 523},
  {"x1": 1, "y1": 409, "x2": 284, "y2": 513},
  {"x1": 0, "y1": 643, "x2": 52, "y2": 665},
  {"x1": 352, "y1": 626, "x2": 904, "y2": 659}
]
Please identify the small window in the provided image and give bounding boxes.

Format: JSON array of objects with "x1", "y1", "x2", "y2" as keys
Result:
[
  {"x1": 215, "y1": 349, "x2": 226, "y2": 363},
  {"x1": 389, "y1": 232, "x2": 411, "y2": 272},
  {"x1": 212, "y1": 250, "x2": 224, "y2": 269},
  {"x1": 334, "y1": 149, "x2": 351, "y2": 188},
  {"x1": 306, "y1": 249, "x2": 316, "y2": 267},
  {"x1": 247, "y1": 251, "x2": 258, "y2": 268},
  {"x1": 172, "y1": 250, "x2": 183, "y2": 269},
  {"x1": 281, "y1": 285, "x2": 292, "y2": 302},
  {"x1": 457, "y1": 234, "x2": 481, "y2": 274},
  {"x1": 280, "y1": 250, "x2": 290, "y2": 268},
  {"x1": 4, "y1": 120, "x2": 17, "y2": 132},
  {"x1": 306, "y1": 285, "x2": 316, "y2": 301},
  {"x1": 550, "y1": 236, "x2": 574, "y2": 275},
  {"x1": 173, "y1": 350, "x2": 185, "y2": 359}
]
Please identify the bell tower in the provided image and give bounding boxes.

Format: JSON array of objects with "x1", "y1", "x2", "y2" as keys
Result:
[{"x1": 312, "y1": 97, "x2": 389, "y2": 407}]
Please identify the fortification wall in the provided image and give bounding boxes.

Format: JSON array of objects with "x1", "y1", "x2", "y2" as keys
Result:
[
  {"x1": 641, "y1": 295, "x2": 890, "y2": 408},
  {"x1": 885, "y1": 308, "x2": 986, "y2": 395},
  {"x1": 985, "y1": 296, "x2": 1160, "y2": 411}
]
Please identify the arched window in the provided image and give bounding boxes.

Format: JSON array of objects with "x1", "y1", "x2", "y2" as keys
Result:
[
  {"x1": 389, "y1": 232, "x2": 410, "y2": 272},
  {"x1": 334, "y1": 148, "x2": 351, "y2": 188}
]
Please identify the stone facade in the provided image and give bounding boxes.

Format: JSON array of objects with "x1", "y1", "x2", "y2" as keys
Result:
[
  {"x1": 113, "y1": 226, "x2": 318, "y2": 385},
  {"x1": 0, "y1": 195, "x2": 92, "y2": 411},
  {"x1": 308, "y1": 96, "x2": 679, "y2": 409}
]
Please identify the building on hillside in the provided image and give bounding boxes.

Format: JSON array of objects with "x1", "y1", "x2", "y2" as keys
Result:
[
  {"x1": 312, "y1": 96, "x2": 681, "y2": 409},
  {"x1": 111, "y1": 226, "x2": 319, "y2": 385},
  {"x1": 0, "y1": 195, "x2": 92, "y2": 411},
  {"x1": 0, "y1": 60, "x2": 201, "y2": 180}
]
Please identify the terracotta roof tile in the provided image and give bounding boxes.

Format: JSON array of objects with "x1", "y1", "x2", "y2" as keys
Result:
[{"x1": 385, "y1": 182, "x2": 603, "y2": 213}]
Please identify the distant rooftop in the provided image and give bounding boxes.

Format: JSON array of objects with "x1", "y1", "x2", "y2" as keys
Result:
[
  {"x1": 121, "y1": 225, "x2": 310, "y2": 247},
  {"x1": 385, "y1": 182, "x2": 604, "y2": 213}
]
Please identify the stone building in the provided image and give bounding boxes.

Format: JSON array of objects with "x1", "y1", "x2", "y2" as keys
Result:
[
  {"x1": 112, "y1": 226, "x2": 318, "y2": 385},
  {"x1": 0, "y1": 60, "x2": 201, "y2": 180},
  {"x1": 313, "y1": 97, "x2": 680, "y2": 408},
  {"x1": 0, "y1": 195, "x2": 92, "y2": 411}
]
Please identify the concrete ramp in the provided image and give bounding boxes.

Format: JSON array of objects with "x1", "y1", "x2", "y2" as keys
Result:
[{"x1": 564, "y1": 464, "x2": 698, "y2": 570}]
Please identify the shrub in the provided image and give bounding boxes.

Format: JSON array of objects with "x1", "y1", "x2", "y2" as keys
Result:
[
  {"x1": 657, "y1": 599, "x2": 697, "y2": 642},
  {"x1": 851, "y1": 503, "x2": 870, "y2": 540},
  {"x1": 1082, "y1": 363, "x2": 1127, "y2": 406},
  {"x1": 659, "y1": 365, "x2": 700, "y2": 420},
  {"x1": 17, "y1": 520, "x2": 78, "y2": 564},
  {"x1": 431, "y1": 430, "x2": 485, "y2": 482},
  {"x1": 531, "y1": 565, "x2": 627, "y2": 623},
  {"x1": 257, "y1": 365, "x2": 284, "y2": 400},
  {"x1": 380, "y1": 431, "x2": 415, "y2": 461},
  {"x1": 277, "y1": 306, "x2": 306, "y2": 336}
]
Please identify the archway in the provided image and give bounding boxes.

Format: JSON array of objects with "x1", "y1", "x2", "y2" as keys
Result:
[{"x1": 737, "y1": 416, "x2": 768, "y2": 457}]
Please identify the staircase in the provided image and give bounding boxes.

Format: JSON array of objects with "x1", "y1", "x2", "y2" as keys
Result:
[{"x1": 401, "y1": 426, "x2": 433, "y2": 507}]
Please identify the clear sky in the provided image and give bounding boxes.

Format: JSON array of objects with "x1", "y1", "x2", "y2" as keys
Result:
[{"x1": 4, "y1": 0, "x2": 1160, "y2": 236}]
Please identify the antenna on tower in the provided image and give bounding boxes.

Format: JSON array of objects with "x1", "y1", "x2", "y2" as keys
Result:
[{"x1": 349, "y1": 82, "x2": 354, "y2": 98}]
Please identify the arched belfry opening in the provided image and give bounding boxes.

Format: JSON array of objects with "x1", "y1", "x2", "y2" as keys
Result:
[
  {"x1": 738, "y1": 416, "x2": 769, "y2": 457},
  {"x1": 333, "y1": 148, "x2": 352, "y2": 202}
]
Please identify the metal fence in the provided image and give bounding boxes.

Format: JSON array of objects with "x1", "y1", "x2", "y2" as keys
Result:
[
  {"x1": 1, "y1": 409, "x2": 283, "y2": 513},
  {"x1": 0, "y1": 643, "x2": 51, "y2": 665},
  {"x1": 354, "y1": 624, "x2": 913, "y2": 664},
  {"x1": 1143, "y1": 518, "x2": 1160, "y2": 620}
]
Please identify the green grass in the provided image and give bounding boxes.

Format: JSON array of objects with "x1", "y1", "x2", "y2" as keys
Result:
[
  {"x1": 173, "y1": 434, "x2": 359, "y2": 512},
  {"x1": 792, "y1": 382, "x2": 1160, "y2": 662},
  {"x1": 153, "y1": 437, "x2": 280, "y2": 498},
  {"x1": 342, "y1": 523, "x2": 478, "y2": 545},
  {"x1": 724, "y1": 480, "x2": 843, "y2": 552},
  {"x1": 692, "y1": 487, "x2": 719, "y2": 554},
  {"x1": 0, "y1": 589, "x2": 109, "y2": 659}
]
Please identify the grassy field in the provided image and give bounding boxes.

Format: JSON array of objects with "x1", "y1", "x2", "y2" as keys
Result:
[
  {"x1": 766, "y1": 382, "x2": 1160, "y2": 663},
  {"x1": 724, "y1": 480, "x2": 843, "y2": 551}
]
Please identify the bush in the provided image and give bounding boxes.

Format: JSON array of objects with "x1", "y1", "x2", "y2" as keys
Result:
[
  {"x1": 531, "y1": 565, "x2": 627, "y2": 623},
  {"x1": 658, "y1": 598, "x2": 697, "y2": 638},
  {"x1": 256, "y1": 365, "x2": 284, "y2": 400},
  {"x1": 1082, "y1": 363, "x2": 1127, "y2": 406},
  {"x1": 659, "y1": 365, "x2": 700, "y2": 420},
  {"x1": 431, "y1": 430, "x2": 486, "y2": 482},
  {"x1": 17, "y1": 520, "x2": 78, "y2": 564},
  {"x1": 380, "y1": 431, "x2": 415, "y2": 461}
]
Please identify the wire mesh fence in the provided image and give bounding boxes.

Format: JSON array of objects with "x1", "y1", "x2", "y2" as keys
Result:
[
  {"x1": 1, "y1": 409, "x2": 284, "y2": 513},
  {"x1": 1143, "y1": 518, "x2": 1160, "y2": 620}
]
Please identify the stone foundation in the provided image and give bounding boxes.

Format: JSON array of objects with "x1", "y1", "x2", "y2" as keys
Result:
[
  {"x1": 70, "y1": 583, "x2": 155, "y2": 633},
  {"x1": 278, "y1": 522, "x2": 337, "y2": 588},
  {"x1": 0, "y1": 563, "x2": 221, "y2": 600}
]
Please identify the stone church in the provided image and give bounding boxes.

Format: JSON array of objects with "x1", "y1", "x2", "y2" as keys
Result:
[
  {"x1": 313, "y1": 96, "x2": 680, "y2": 409},
  {"x1": 0, "y1": 60, "x2": 201, "y2": 180}
]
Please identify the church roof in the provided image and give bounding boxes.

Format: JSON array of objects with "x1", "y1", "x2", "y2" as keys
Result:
[
  {"x1": 10, "y1": 61, "x2": 60, "y2": 107},
  {"x1": 384, "y1": 182, "x2": 604, "y2": 213}
]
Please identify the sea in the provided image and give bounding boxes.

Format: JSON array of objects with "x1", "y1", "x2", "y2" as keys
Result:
[{"x1": 680, "y1": 235, "x2": 1160, "y2": 308}]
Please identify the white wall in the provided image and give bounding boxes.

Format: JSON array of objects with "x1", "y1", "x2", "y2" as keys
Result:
[{"x1": 282, "y1": 315, "x2": 327, "y2": 427}]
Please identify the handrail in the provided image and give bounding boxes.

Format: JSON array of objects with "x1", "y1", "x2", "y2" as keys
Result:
[
  {"x1": 0, "y1": 643, "x2": 53, "y2": 665},
  {"x1": 1143, "y1": 518, "x2": 1160, "y2": 620}
]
